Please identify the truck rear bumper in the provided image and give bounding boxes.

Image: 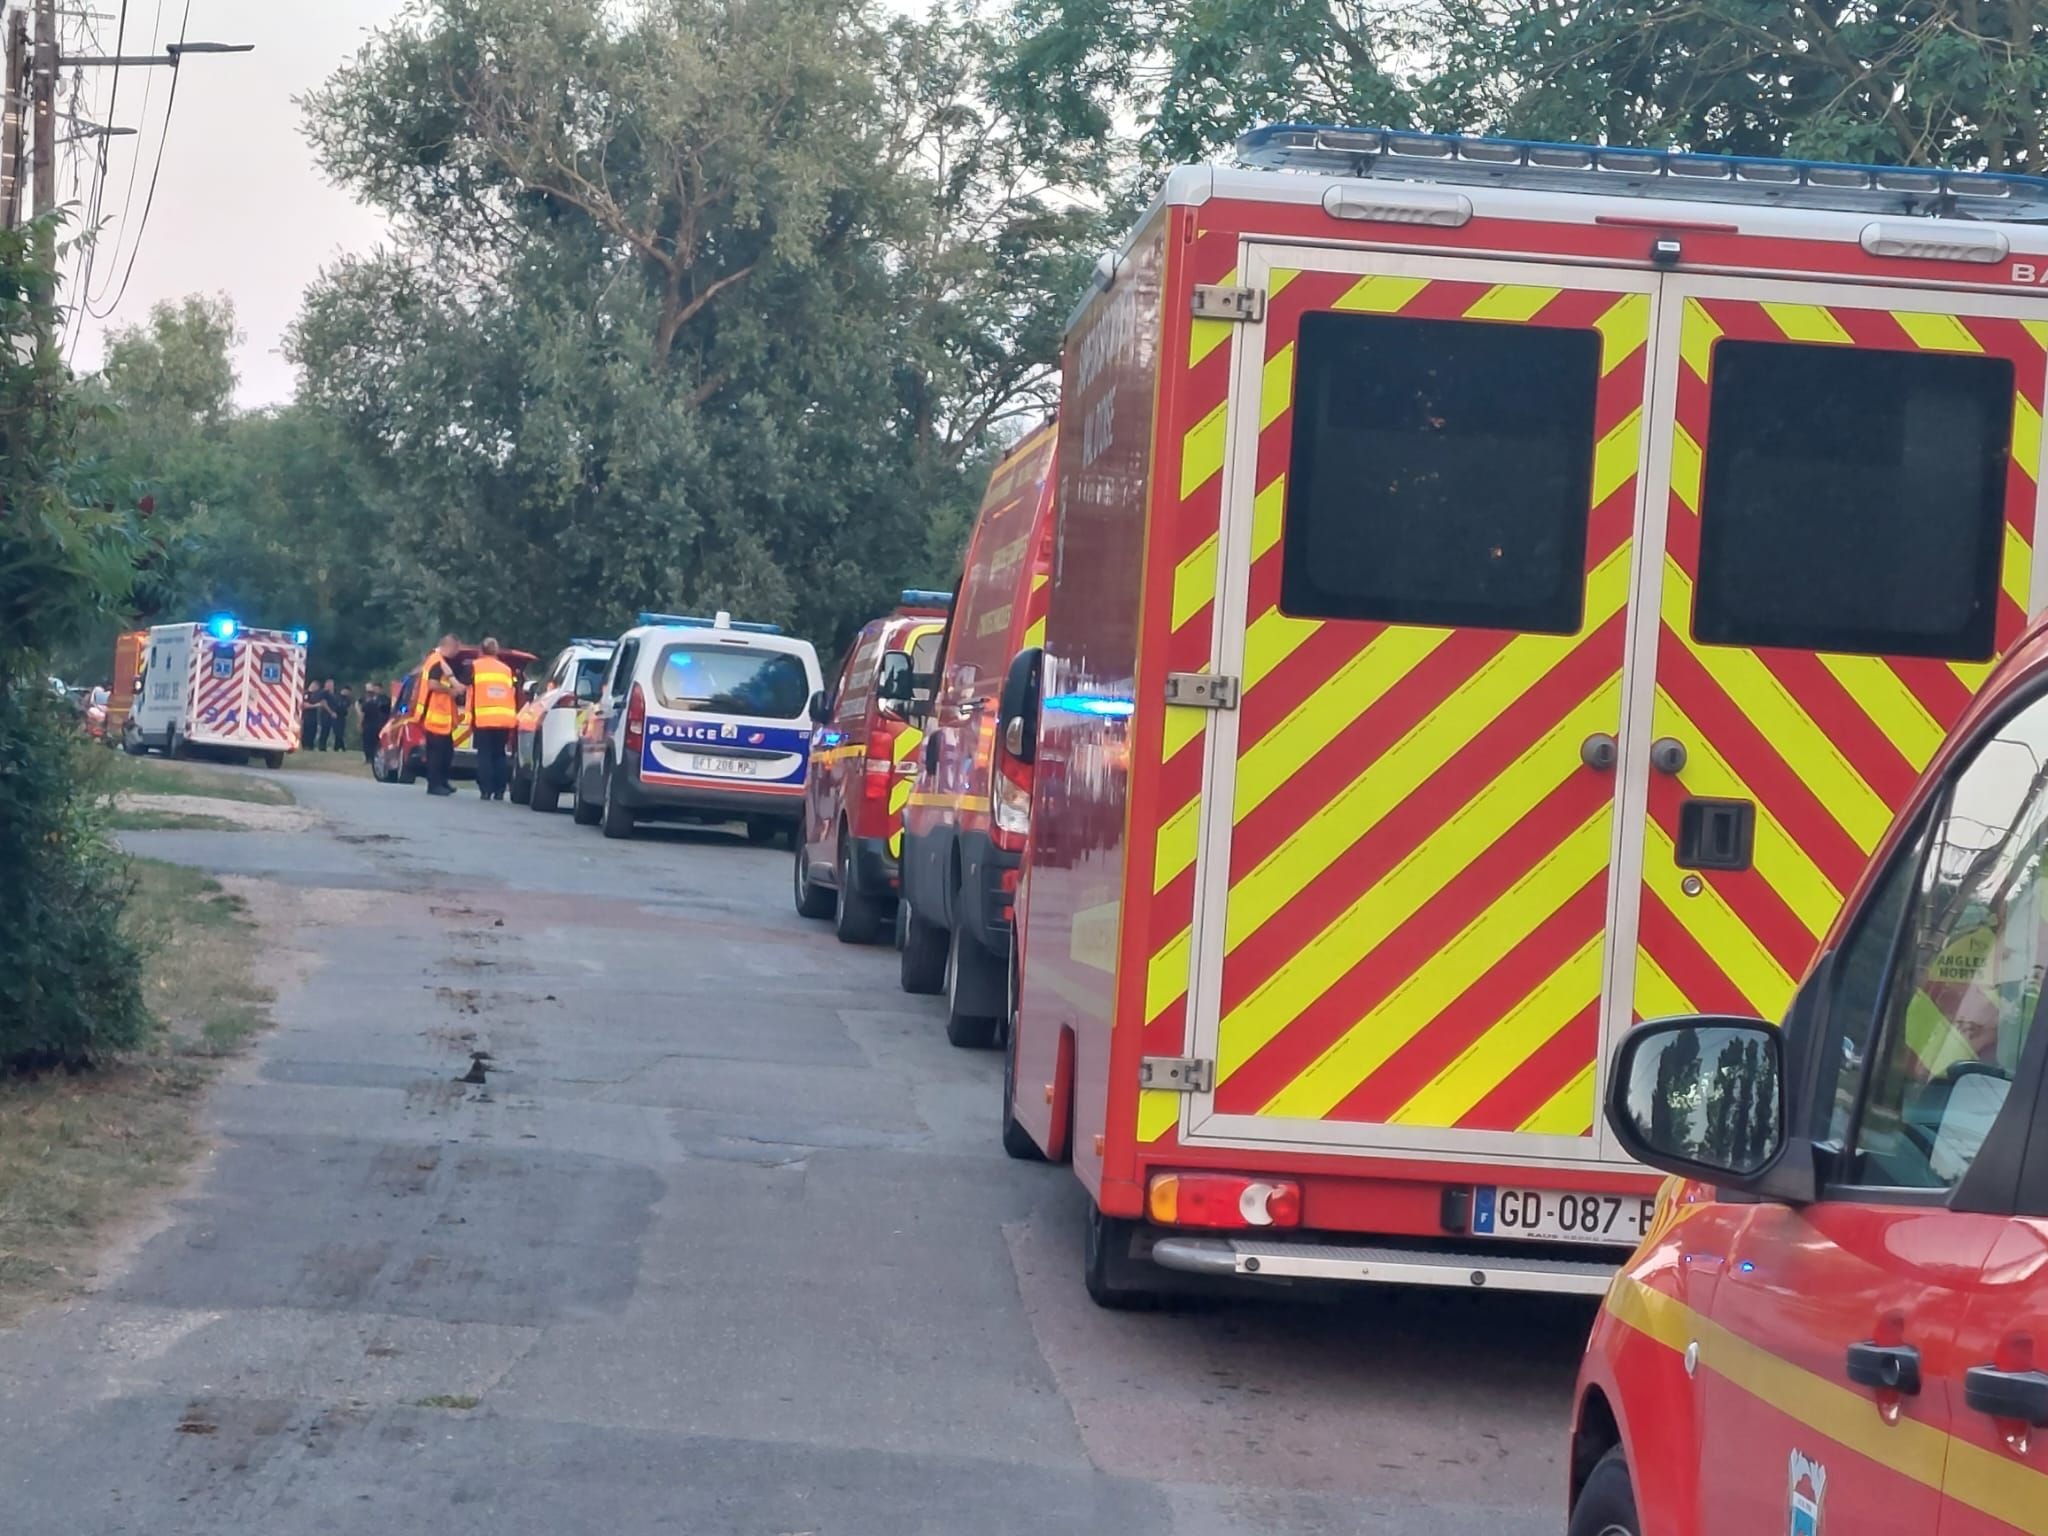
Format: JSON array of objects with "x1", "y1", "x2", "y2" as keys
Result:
[{"x1": 1150, "y1": 1236, "x2": 1617, "y2": 1296}]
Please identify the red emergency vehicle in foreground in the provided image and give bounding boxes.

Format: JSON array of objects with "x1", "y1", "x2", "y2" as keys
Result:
[
  {"x1": 795, "y1": 592, "x2": 949, "y2": 942},
  {"x1": 899, "y1": 425, "x2": 1058, "y2": 1045},
  {"x1": 1576, "y1": 615, "x2": 2048, "y2": 1534},
  {"x1": 1003, "y1": 123, "x2": 2048, "y2": 1307}
]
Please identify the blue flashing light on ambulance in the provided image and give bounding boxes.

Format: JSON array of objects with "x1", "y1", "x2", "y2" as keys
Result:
[{"x1": 573, "y1": 610, "x2": 823, "y2": 844}]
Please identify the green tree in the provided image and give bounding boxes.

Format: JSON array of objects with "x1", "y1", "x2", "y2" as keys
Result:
[
  {"x1": 292, "y1": 0, "x2": 1105, "y2": 659},
  {"x1": 995, "y1": 0, "x2": 2048, "y2": 172}
]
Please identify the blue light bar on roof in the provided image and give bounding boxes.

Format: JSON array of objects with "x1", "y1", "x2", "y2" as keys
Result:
[
  {"x1": 568, "y1": 637, "x2": 617, "y2": 649},
  {"x1": 1234, "y1": 124, "x2": 2048, "y2": 223},
  {"x1": 899, "y1": 589, "x2": 954, "y2": 610},
  {"x1": 206, "y1": 615, "x2": 238, "y2": 641},
  {"x1": 635, "y1": 611, "x2": 782, "y2": 635}
]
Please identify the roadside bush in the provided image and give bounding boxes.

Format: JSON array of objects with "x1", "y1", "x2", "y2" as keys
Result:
[
  {"x1": 0, "y1": 219, "x2": 157, "y2": 1069},
  {"x1": 0, "y1": 690, "x2": 152, "y2": 1067}
]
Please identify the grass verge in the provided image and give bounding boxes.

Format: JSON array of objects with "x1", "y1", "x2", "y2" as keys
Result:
[
  {"x1": 91, "y1": 753, "x2": 294, "y2": 806},
  {"x1": 106, "y1": 809, "x2": 245, "y2": 832},
  {"x1": 0, "y1": 859, "x2": 273, "y2": 1320}
]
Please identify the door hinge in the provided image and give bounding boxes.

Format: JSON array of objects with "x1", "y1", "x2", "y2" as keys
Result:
[
  {"x1": 1140, "y1": 1056, "x2": 1214, "y2": 1094},
  {"x1": 1191, "y1": 284, "x2": 1265, "y2": 323},
  {"x1": 1165, "y1": 672, "x2": 1239, "y2": 709}
]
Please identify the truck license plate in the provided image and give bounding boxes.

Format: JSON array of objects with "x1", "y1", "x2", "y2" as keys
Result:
[
  {"x1": 1473, "y1": 1187, "x2": 1656, "y2": 1246},
  {"x1": 688, "y1": 754, "x2": 757, "y2": 777}
]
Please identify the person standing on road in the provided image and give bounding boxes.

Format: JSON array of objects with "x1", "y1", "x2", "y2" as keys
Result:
[
  {"x1": 420, "y1": 638, "x2": 466, "y2": 797},
  {"x1": 359, "y1": 681, "x2": 389, "y2": 768},
  {"x1": 313, "y1": 679, "x2": 339, "y2": 750},
  {"x1": 468, "y1": 638, "x2": 519, "y2": 802},
  {"x1": 332, "y1": 684, "x2": 354, "y2": 752},
  {"x1": 301, "y1": 679, "x2": 321, "y2": 749}
]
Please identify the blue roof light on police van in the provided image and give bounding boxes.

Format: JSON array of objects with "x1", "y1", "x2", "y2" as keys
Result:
[
  {"x1": 635, "y1": 610, "x2": 782, "y2": 635},
  {"x1": 899, "y1": 589, "x2": 954, "y2": 610},
  {"x1": 207, "y1": 615, "x2": 238, "y2": 641}
]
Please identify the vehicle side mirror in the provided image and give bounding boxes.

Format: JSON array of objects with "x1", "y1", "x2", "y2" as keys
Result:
[
  {"x1": 998, "y1": 646, "x2": 1044, "y2": 767},
  {"x1": 1606, "y1": 1017, "x2": 1785, "y2": 1186},
  {"x1": 876, "y1": 651, "x2": 913, "y2": 703},
  {"x1": 807, "y1": 689, "x2": 832, "y2": 725}
]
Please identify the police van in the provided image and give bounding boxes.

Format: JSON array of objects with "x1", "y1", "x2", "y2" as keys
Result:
[{"x1": 573, "y1": 612, "x2": 823, "y2": 842}]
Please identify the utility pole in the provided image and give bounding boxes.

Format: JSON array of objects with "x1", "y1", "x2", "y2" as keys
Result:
[
  {"x1": 30, "y1": 0, "x2": 53, "y2": 245},
  {"x1": 1, "y1": 8, "x2": 26, "y2": 229}
]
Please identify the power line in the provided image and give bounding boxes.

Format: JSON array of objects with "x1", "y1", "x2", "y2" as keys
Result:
[
  {"x1": 83, "y1": 0, "x2": 177, "y2": 321},
  {"x1": 81, "y1": 0, "x2": 154, "y2": 310},
  {"x1": 61, "y1": 0, "x2": 124, "y2": 358}
]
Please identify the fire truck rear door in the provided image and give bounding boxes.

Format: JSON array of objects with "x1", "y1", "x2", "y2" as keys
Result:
[
  {"x1": 1620, "y1": 275, "x2": 2045, "y2": 1128},
  {"x1": 1177, "y1": 245, "x2": 1659, "y2": 1163}
]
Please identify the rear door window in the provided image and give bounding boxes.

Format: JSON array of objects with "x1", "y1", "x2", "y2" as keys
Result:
[
  {"x1": 1279, "y1": 311, "x2": 1603, "y2": 634},
  {"x1": 1693, "y1": 340, "x2": 2012, "y2": 661},
  {"x1": 572, "y1": 657, "x2": 609, "y2": 699},
  {"x1": 654, "y1": 644, "x2": 809, "y2": 720}
]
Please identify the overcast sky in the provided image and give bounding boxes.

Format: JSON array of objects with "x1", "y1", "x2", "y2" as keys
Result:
[{"x1": 59, "y1": 0, "x2": 408, "y2": 407}]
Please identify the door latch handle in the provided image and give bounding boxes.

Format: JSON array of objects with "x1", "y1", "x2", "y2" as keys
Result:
[
  {"x1": 1965, "y1": 1365, "x2": 2048, "y2": 1425},
  {"x1": 1847, "y1": 1341, "x2": 1922, "y2": 1396},
  {"x1": 1580, "y1": 733, "x2": 1618, "y2": 771}
]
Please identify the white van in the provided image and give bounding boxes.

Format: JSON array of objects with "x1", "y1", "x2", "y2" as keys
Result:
[{"x1": 573, "y1": 612, "x2": 822, "y2": 842}]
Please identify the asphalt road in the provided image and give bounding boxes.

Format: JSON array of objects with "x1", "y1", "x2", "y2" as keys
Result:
[{"x1": 0, "y1": 762, "x2": 1594, "y2": 1535}]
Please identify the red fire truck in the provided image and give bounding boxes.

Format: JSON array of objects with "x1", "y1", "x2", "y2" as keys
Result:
[{"x1": 1003, "y1": 124, "x2": 2048, "y2": 1306}]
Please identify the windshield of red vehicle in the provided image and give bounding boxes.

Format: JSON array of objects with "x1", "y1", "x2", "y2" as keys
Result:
[{"x1": 653, "y1": 643, "x2": 808, "y2": 720}]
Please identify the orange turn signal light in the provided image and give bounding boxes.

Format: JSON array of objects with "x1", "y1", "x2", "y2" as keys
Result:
[{"x1": 1147, "y1": 1172, "x2": 1302, "y2": 1230}]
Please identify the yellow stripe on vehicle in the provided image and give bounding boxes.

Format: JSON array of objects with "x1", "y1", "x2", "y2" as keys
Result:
[
  {"x1": 1592, "y1": 407, "x2": 1643, "y2": 507},
  {"x1": 1643, "y1": 820, "x2": 1798, "y2": 1017},
  {"x1": 1022, "y1": 618, "x2": 1045, "y2": 649},
  {"x1": 1634, "y1": 949, "x2": 1696, "y2": 1020},
  {"x1": 1180, "y1": 401, "x2": 1228, "y2": 499},
  {"x1": 2023, "y1": 320, "x2": 2048, "y2": 353},
  {"x1": 1815, "y1": 652, "x2": 1944, "y2": 770},
  {"x1": 1256, "y1": 798, "x2": 1609, "y2": 1111},
  {"x1": 1226, "y1": 548, "x2": 1629, "y2": 947},
  {"x1": 1189, "y1": 267, "x2": 1239, "y2": 366},
  {"x1": 1893, "y1": 310, "x2": 1983, "y2": 353},
  {"x1": 1660, "y1": 559, "x2": 1893, "y2": 851},
  {"x1": 1606, "y1": 1277, "x2": 2048, "y2": 1535},
  {"x1": 1162, "y1": 697, "x2": 1206, "y2": 762},
  {"x1": 1260, "y1": 344, "x2": 1295, "y2": 431},
  {"x1": 1463, "y1": 284, "x2": 1561, "y2": 323},
  {"x1": 2014, "y1": 392, "x2": 2041, "y2": 483},
  {"x1": 1137, "y1": 1089, "x2": 1180, "y2": 1143},
  {"x1": 1679, "y1": 298, "x2": 1722, "y2": 381},
  {"x1": 1153, "y1": 796, "x2": 1201, "y2": 892},
  {"x1": 1333, "y1": 274, "x2": 1429, "y2": 314},
  {"x1": 1596, "y1": 292, "x2": 1650, "y2": 374},
  {"x1": 1173, "y1": 534, "x2": 1218, "y2": 630},
  {"x1": 1268, "y1": 268, "x2": 1300, "y2": 300},
  {"x1": 2002, "y1": 521, "x2": 2032, "y2": 612},
  {"x1": 1219, "y1": 681, "x2": 1620, "y2": 1078},
  {"x1": 1650, "y1": 688, "x2": 1842, "y2": 938},
  {"x1": 1230, "y1": 625, "x2": 1453, "y2": 821},
  {"x1": 1146, "y1": 927, "x2": 1191, "y2": 1022},
  {"x1": 1250, "y1": 474, "x2": 1286, "y2": 562},
  {"x1": 1386, "y1": 932, "x2": 1603, "y2": 1129},
  {"x1": 1668, "y1": 424, "x2": 1703, "y2": 513},
  {"x1": 1518, "y1": 1063, "x2": 1595, "y2": 1136},
  {"x1": 1763, "y1": 302, "x2": 1853, "y2": 346}
]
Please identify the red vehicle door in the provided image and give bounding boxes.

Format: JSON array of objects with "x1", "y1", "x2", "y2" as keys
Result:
[
  {"x1": 1947, "y1": 1213, "x2": 2048, "y2": 1534},
  {"x1": 1691, "y1": 684, "x2": 2048, "y2": 1533}
]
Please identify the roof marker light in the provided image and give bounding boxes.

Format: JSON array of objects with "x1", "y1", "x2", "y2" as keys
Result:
[
  {"x1": 899, "y1": 589, "x2": 955, "y2": 609},
  {"x1": 1861, "y1": 220, "x2": 2009, "y2": 264},
  {"x1": 1322, "y1": 184, "x2": 1471, "y2": 227}
]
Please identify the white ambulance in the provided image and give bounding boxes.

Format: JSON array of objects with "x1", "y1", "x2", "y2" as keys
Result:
[{"x1": 123, "y1": 617, "x2": 308, "y2": 768}]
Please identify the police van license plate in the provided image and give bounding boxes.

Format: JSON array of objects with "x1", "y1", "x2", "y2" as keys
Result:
[
  {"x1": 1473, "y1": 1187, "x2": 1656, "y2": 1246},
  {"x1": 688, "y1": 754, "x2": 757, "y2": 777}
]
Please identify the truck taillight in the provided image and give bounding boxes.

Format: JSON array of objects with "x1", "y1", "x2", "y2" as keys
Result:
[
  {"x1": 992, "y1": 718, "x2": 1032, "y2": 850},
  {"x1": 864, "y1": 723, "x2": 900, "y2": 802},
  {"x1": 624, "y1": 684, "x2": 646, "y2": 753},
  {"x1": 1147, "y1": 1174, "x2": 1302, "y2": 1230}
]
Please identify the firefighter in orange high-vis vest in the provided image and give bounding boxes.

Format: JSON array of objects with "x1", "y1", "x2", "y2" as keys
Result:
[
  {"x1": 468, "y1": 637, "x2": 520, "y2": 802},
  {"x1": 420, "y1": 635, "x2": 466, "y2": 798}
]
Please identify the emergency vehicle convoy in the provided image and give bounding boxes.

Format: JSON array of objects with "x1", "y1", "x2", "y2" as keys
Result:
[
  {"x1": 121, "y1": 617, "x2": 308, "y2": 768},
  {"x1": 982, "y1": 124, "x2": 2048, "y2": 1310},
  {"x1": 573, "y1": 611, "x2": 823, "y2": 841},
  {"x1": 896, "y1": 425, "x2": 1059, "y2": 1046},
  {"x1": 794, "y1": 591, "x2": 949, "y2": 942}
]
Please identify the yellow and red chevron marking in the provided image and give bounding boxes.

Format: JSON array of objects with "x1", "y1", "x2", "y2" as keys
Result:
[
  {"x1": 1636, "y1": 297, "x2": 2042, "y2": 1025},
  {"x1": 887, "y1": 723, "x2": 922, "y2": 859},
  {"x1": 1135, "y1": 229, "x2": 1242, "y2": 1146},
  {"x1": 1177, "y1": 271, "x2": 1653, "y2": 1142}
]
